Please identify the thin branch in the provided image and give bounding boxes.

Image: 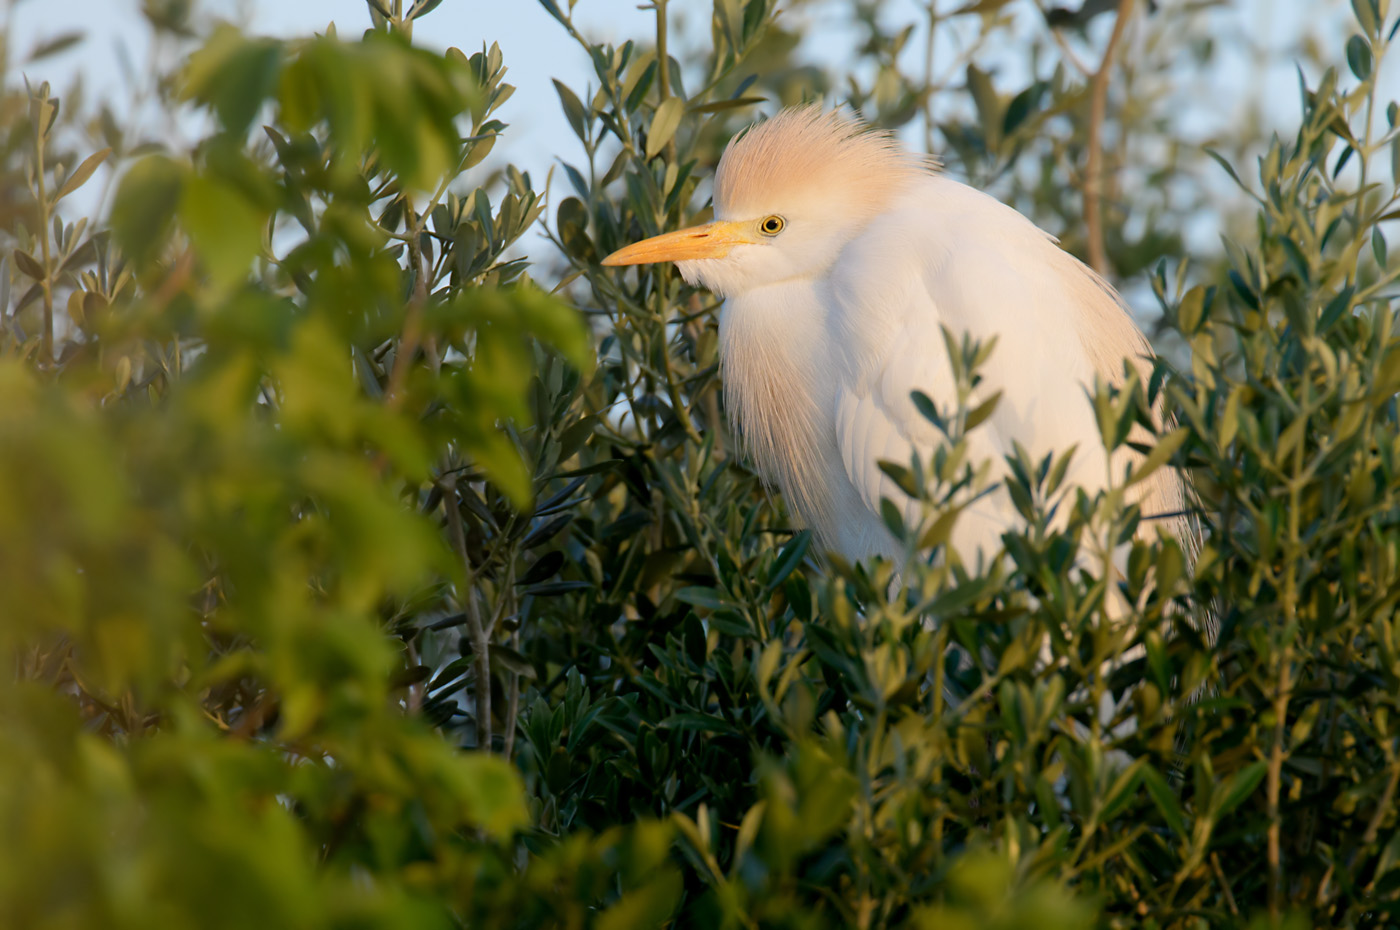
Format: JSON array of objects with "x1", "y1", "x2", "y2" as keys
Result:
[
  {"x1": 1266, "y1": 644, "x2": 1292, "y2": 919},
  {"x1": 1083, "y1": 0, "x2": 1135, "y2": 277},
  {"x1": 441, "y1": 477, "x2": 492, "y2": 752},
  {"x1": 684, "y1": 295, "x2": 724, "y2": 459},
  {"x1": 656, "y1": 0, "x2": 670, "y2": 102},
  {"x1": 1362, "y1": 757, "x2": 1400, "y2": 848},
  {"x1": 33, "y1": 107, "x2": 54, "y2": 362},
  {"x1": 922, "y1": 2, "x2": 939, "y2": 155},
  {"x1": 502, "y1": 627, "x2": 522, "y2": 762},
  {"x1": 406, "y1": 639, "x2": 424, "y2": 714},
  {"x1": 384, "y1": 209, "x2": 431, "y2": 409},
  {"x1": 1210, "y1": 853, "x2": 1240, "y2": 917}
]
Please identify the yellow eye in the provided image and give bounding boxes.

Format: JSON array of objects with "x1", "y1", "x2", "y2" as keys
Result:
[{"x1": 759, "y1": 215, "x2": 786, "y2": 236}]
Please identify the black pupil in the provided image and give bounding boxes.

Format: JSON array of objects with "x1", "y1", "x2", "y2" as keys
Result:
[{"x1": 765, "y1": 218, "x2": 780, "y2": 232}]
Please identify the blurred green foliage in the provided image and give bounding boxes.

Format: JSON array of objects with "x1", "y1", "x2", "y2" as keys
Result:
[{"x1": 3, "y1": 0, "x2": 1400, "y2": 927}]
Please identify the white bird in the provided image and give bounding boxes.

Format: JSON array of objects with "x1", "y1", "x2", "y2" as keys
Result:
[{"x1": 603, "y1": 106, "x2": 1188, "y2": 567}]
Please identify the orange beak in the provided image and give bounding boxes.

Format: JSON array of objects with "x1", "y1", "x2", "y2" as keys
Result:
[{"x1": 601, "y1": 220, "x2": 755, "y2": 266}]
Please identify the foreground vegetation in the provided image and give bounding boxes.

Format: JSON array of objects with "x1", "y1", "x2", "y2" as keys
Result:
[{"x1": 3, "y1": 0, "x2": 1400, "y2": 926}]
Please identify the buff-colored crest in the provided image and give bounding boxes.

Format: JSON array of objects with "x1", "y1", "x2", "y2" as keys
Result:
[{"x1": 713, "y1": 106, "x2": 934, "y2": 222}]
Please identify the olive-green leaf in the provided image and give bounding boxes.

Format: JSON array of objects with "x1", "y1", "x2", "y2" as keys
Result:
[
  {"x1": 110, "y1": 155, "x2": 186, "y2": 268},
  {"x1": 179, "y1": 174, "x2": 265, "y2": 289},
  {"x1": 54, "y1": 148, "x2": 112, "y2": 204},
  {"x1": 1128, "y1": 427, "x2": 1188, "y2": 487},
  {"x1": 646, "y1": 97, "x2": 684, "y2": 160},
  {"x1": 12, "y1": 249, "x2": 45, "y2": 281}
]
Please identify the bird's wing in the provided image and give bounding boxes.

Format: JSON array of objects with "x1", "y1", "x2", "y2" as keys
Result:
[
  {"x1": 831, "y1": 307, "x2": 1018, "y2": 560},
  {"x1": 825, "y1": 182, "x2": 1128, "y2": 561}
]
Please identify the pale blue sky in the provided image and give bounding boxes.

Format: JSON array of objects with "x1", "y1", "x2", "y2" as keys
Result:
[
  {"x1": 15, "y1": 1, "x2": 1365, "y2": 164},
  {"x1": 13, "y1": 0, "x2": 619, "y2": 179},
  {"x1": 8, "y1": 0, "x2": 1386, "y2": 245}
]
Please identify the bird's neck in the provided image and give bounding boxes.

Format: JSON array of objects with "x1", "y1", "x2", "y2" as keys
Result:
[{"x1": 719, "y1": 280, "x2": 842, "y2": 530}]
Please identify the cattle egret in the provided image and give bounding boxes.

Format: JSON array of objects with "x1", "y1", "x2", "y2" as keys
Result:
[{"x1": 603, "y1": 106, "x2": 1189, "y2": 566}]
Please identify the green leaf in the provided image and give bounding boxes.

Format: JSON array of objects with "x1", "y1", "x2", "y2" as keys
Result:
[
  {"x1": 1128, "y1": 428, "x2": 1188, "y2": 487},
  {"x1": 965, "y1": 390, "x2": 1003, "y2": 432},
  {"x1": 1352, "y1": 0, "x2": 1380, "y2": 37},
  {"x1": 538, "y1": 0, "x2": 569, "y2": 26},
  {"x1": 1001, "y1": 81, "x2": 1045, "y2": 136},
  {"x1": 1099, "y1": 759, "x2": 1146, "y2": 822},
  {"x1": 733, "y1": 801, "x2": 766, "y2": 863},
  {"x1": 646, "y1": 97, "x2": 684, "y2": 160},
  {"x1": 470, "y1": 427, "x2": 533, "y2": 509},
  {"x1": 966, "y1": 64, "x2": 1002, "y2": 153},
  {"x1": 1290, "y1": 700, "x2": 1323, "y2": 746},
  {"x1": 674, "y1": 587, "x2": 736, "y2": 612},
  {"x1": 1391, "y1": 131, "x2": 1400, "y2": 188},
  {"x1": 658, "y1": 713, "x2": 742, "y2": 737},
  {"x1": 1347, "y1": 35, "x2": 1373, "y2": 81},
  {"x1": 180, "y1": 174, "x2": 266, "y2": 289},
  {"x1": 1204, "y1": 147, "x2": 1252, "y2": 196},
  {"x1": 553, "y1": 78, "x2": 589, "y2": 141},
  {"x1": 512, "y1": 286, "x2": 593, "y2": 371},
  {"x1": 54, "y1": 148, "x2": 111, "y2": 204},
  {"x1": 111, "y1": 154, "x2": 186, "y2": 268},
  {"x1": 762, "y1": 530, "x2": 811, "y2": 598},
  {"x1": 880, "y1": 497, "x2": 906, "y2": 540},
  {"x1": 1215, "y1": 761, "x2": 1268, "y2": 818},
  {"x1": 1278, "y1": 237, "x2": 1311, "y2": 285},
  {"x1": 409, "y1": 0, "x2": 445, "y2": 18},
  {"x1": 1142, "y1": 767, "x2": 1188, "y2": 837},
  {"x1": 12, "y1": 249, "x2": 44, "y2": 281},
  {"x1": 183, "y1": 26, "x2": 283, "y2": 137},
  {"x1": 878, "y1": 460, "x2": 919, "y2": 499},
  {"x1": 454, "y1": 753, "x2": 531, "y2": 840},
  {"x1": 489, "y1": 644, "x2": 538, "y2": 679},
  {"x1": 25, "y1": 31, "x2": 84, "y2": 63},
  {"x1": 461, "y1": 132, "x2": 497, "y2": 170},
  {"x1": 687, "y1": 96, "x2": 765, "y2": 114},
  {"x1": 911, "y1": 390, "x2": 944, "y2": 431}
]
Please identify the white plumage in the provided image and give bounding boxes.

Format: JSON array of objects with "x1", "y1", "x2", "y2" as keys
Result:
[{"x1": 604, "y1": 106, "x2": 1187, "y2": 566}]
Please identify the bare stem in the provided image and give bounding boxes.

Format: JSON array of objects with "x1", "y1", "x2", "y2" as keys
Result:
[
  {"x1": 33, "y1": 114, "x2": 53, "y2": 362},
  {"x1": 1210, "y1": 853, "x2": 1240, "y2": 916},
  {"x1": 1266, "y1": 643, "x2": 1292, "y2": 919},
  {"x1": 442, "y1": 477, "x2": 492, "y2": 752},
  {"x1": 502, "y1": 628, "x2": 521, "y2": 761},
  {"x1": 656, "y1": 0, "x2": 679, "y2": 167},
  {"x1": 385, "y1": 206, "x2": 431, "y2": 408},
  {"x1": 922, "y1": 2, "x2": 939, "y2": 155},
  {"x1": 1084, "y1": 0, "x2": 1135, "y2": 277},
  {"x1": 656, "y1": 0, "x2": 670, "y2": 102},
  {"x1": 1362, "y1": 758, "x2": 1400, "y2": 847},
  {"x1": 1269, "y1": 386, "x2": 1308, "y2": 918},
  {"x1": 406, "y1": 639, "x2": 424, "y2": 714}
]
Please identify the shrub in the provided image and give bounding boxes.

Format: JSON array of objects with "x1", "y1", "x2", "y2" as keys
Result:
[{"x1": 2, "y1": 1, "x2": 1399, "y2": 927}]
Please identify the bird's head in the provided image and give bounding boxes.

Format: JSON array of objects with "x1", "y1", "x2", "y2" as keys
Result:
[{"x1": 601, "y1": 106, "x2": 933, "y2": 297}]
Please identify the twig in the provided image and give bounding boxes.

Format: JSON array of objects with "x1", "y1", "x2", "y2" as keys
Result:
[
  {"x1": 441, "y1": 476, "x2": 492, "y2": 752},
  {"x1": 1362, "y1": 758, "x2": 1400, "y2": 847},
  {"x1": 502, "y1": 628, "x2": 522, "y2": 761},
  {"x1": 1210, "y1": 853, "x2": 1240, "y2": 916},
  {"x1": 684, "y1": 296, "x2": 724, "y2": 458},
  {"x1": 656, "y1": 0, "x2": 670, "y2": 102},
  {"x1": 922, "y1": 2, "x2": 940, "y2": 155},
  {"x1": 406, "y1": 639, "x2": 424, "y2": 714},
  {"x1": 33, "y1": 106, "x2": 54, "y2": 362},
  {"x1": 384, "y1": 207, "x2": 431, "y2": 408},
  {"x1": 1083, "y1": 0, "x2": 1135, "y2": 277},
  {"x1": 1266, "y1": 644, "x2": 1292, "y2": 919}
]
